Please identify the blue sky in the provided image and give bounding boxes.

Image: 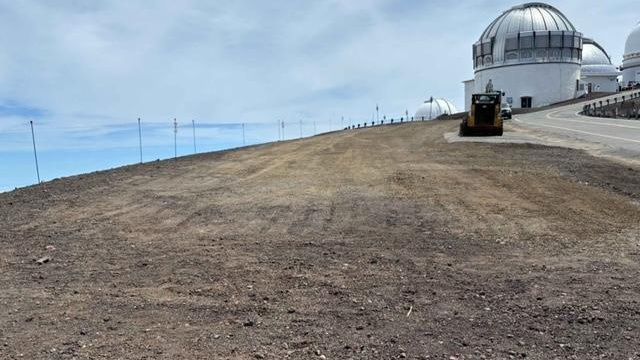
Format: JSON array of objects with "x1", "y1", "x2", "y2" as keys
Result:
[{"x1": 0, "y1": 0, "x2": 637, "y2": 191}]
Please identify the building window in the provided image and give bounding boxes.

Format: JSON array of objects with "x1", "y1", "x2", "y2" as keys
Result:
[
  {"x1": 535, "y1": 33, "x2": 549, "y2": 48},
  {"x1": 482, "y1": 41, "x2": 492, "y2": 55},
  {"x1": 505, "y1": 37, "x2": 518, "y2": 51},
  {"x1": 521, "y1": 97, "x2": 532, "y2": 108},
  {"x1": 520, "y1": 36, "x2": 533, "y2": 49},
  {"x1": 563, "y1": 34, "x2": 573, "y2": 47},
  {"x1": 550, "y1": 35, "x2": 562, "y2": 47}
]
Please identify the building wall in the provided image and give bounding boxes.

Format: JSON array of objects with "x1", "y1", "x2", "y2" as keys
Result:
[
  {"x1": 581, "y1": 75, "x2": 619, "y2": 93},
  {"x1": 474, "y1": 63, "x2": 581, "y2": 108},
  {"x1": 463, "y1": 80, "x2": 475, "y2": 111},
  {"x1": 622, "y1": 61, "x2": 640, "y2": 85}
]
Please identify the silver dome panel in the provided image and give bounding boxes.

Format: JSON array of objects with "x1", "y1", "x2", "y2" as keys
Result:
[{"x1": 473, "y1": 3, "x2": 582, "y2": 71}]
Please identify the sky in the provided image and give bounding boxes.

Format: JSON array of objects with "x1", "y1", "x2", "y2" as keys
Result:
[{"x1": 0, "y1": 0, "x2": 637, "y2": 191}]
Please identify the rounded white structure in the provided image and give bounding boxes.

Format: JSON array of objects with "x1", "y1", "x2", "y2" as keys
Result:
[
  {"x1": 469, "y1": 3, "x2": 583, "y2": 109},
  {"x1": 414, "y1": 98, "x2": 458, "y2": 120},
  {"x1": 622, "y1": 23, "x2": 640, "y2": 86},
  {"x1": 580, "y1": 38, "x2": 620, "y2": 93}
]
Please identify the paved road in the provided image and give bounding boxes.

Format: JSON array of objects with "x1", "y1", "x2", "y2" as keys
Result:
[{"x1": 514, "y1": 91, "x2": 640, "y2": 158}]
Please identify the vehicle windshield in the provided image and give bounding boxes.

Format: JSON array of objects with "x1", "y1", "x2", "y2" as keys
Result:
[{"x1": 475, "y1": 95, "x2": 497, "y2": 103}]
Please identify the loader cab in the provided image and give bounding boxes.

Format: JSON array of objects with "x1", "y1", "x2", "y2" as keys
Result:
[{"x1": 471, "y1": 93, "x2": 501, "y2": 125}]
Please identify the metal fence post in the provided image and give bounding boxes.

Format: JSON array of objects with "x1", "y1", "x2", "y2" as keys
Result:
[
  {"x1": 137, "y1": 117, "x2": 143, "y2": 164},
  {"x1": 29, "y1": 120, "x2": 41, "y2": 183},
  {"x1": 173, "y1": 118, "x2": 178, "y2": 159},
  {"x1": 192, "y1": 119, "x2": 196, "y2": 154}
]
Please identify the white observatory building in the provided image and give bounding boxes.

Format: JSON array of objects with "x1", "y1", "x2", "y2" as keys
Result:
[
  {"x1": 622, "y1": 23, "x2": 640, "y2": 86},
  {"x1": 580, "y1": 38, "x2": 620, "y2": 93},
  {"x1": 464, "y1": 3, "x2": 584, "y2": 110},
  {"x1": 414, "y1": 98, "x2": 458, "y2": 120}
]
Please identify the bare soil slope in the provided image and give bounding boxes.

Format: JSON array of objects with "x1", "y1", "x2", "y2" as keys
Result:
[{"x1": 1, "y1": 120, "x2": 640, "y2": 359}]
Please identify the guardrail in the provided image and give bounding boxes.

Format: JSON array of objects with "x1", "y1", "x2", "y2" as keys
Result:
[{"x1": 581, "y1": 91, "x2": 640, "y2": 119}]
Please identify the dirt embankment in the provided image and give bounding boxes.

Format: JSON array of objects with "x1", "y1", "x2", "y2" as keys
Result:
[{"x1": 1, "y1": 120, "x2": 640, "y2": 359}]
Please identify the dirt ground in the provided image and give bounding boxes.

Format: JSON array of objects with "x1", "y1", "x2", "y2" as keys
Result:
[{"x1": 1, "y1": 120, "x2": 640, "y2": 359}]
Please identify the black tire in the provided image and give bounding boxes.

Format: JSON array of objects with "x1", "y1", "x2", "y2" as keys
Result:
[{"x1": 459, "y1": 122, "x2": 470, "y2": 137}]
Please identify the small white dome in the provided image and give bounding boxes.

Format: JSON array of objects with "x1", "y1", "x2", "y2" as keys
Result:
[
  {"x1": 624, "y1": 23, "x2": 640, "y2": 57},
  {"x1": 582, "y1": 39, "x2": 611, "y2": 65},
  {"x1": 414, "y1": 98, "x2": 458, "y2": 120},
  {"x1": 581, "y1": 38, "x2": 619, "y2": 77}
]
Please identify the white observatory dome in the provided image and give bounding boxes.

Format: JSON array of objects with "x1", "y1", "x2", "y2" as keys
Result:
[
  {"x1": 581, "y1": 39, "x2": 619, "y2": 76},
  {"x1": 624, "y1": 23, "x2": 640, "y2": 56},
  {"x1": 414, "y1": 98, "x2": 458, "y2": 120},
  {"x1": 622, "y1": 23, "x2": 640, "y2": 85},
  {"x1": 468, "y1": 2, "x2": 583, "y2": 109},
  {"x1": 580, "y1": 38, "x2": 620, "y2": 93},
  {"x1": 582, "y1": 39, "x2": 612, "y2": 66},
  {"x1": 474, "y1": 2, "x2": 582, "y2": 70}
]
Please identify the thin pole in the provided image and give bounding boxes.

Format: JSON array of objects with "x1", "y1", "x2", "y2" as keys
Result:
[
  {"x1": 137, "y1": 117, "x2": 143, "y2": 163},
  {"x1": 376, "y1": 104, "x2": 379, "y2": 123},
  {"x1": 173, "y1": 118, "x2": 178, "y2": 159},
  {"x1": 192, "y1": 119, "x2": 196, "y2": 154},
  {"x1": 29, "y1": 120, "x2": 41, "y2": 183},
  {"x1": 282, "y1": 120, "x2": 285, "y2": 140},
  {"x1": 242, "y1": 123, "x2": 245, "y2": 145},
  {"x1": 341, "y1": 116, "x2": 344, "y2": 129}
]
